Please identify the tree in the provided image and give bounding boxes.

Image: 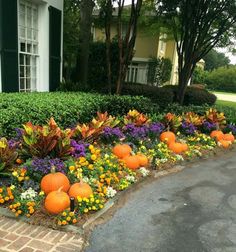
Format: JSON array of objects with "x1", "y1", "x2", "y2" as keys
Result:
[
  {"x1": 156, "y1": 0, "x2": 236, "y2": 104},
  {"x1": 203, "y1": 49, "x2": 230, "y2": 71},
  {"x1": 77, "y1": 0, "x2": 95, "y2": 89},
  {"x1": 63, "y1": 0, "x2": 80, "y2": 82},
  {"x1": 116, "y1": 0, "x2": 143, "y2": 94}
]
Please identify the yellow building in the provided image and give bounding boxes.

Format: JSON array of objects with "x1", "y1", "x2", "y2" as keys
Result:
[{"x1": 92, "y1": 13, "x2": 179, "y2": 85}]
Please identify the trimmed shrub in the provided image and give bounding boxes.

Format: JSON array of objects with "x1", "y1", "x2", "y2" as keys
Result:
[
  {"x1": 163, "y1": 85, "x2": 216, "y2": 106},
  {"x1": 122, "y1": 83, "x2": 174, "y2": 108},
  {"x1": 0, "y1": 92, "x2": 158, "y2": 138}
]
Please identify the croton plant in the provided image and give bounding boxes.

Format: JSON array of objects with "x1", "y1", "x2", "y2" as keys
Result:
[{"x1": 0, "y1": 109, "x2": 235, "y2": 226}]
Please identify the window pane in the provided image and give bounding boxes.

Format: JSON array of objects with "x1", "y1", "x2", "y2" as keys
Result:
[{"x1": 20, "y1": 78, "x2": 25, "y2": 90}]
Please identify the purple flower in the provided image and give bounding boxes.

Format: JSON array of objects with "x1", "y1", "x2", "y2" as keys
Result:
[
  {"x1": 201, "y1": 121, "x2": 217, "y2": 133},
  {"x1": 224, "y1": 124, "x2": 236, "y2": 135},
  {"x1": 26, "y1": 157, "x2": 66, "y2": 176},
  {"x1": 101, "y1": 127, "x2": 124, "y2": 143},
  {"x1": 181, "y1": 121, "x2": 197, "y2": 135},
  {"x1": 70, "y1": 140, "x2": 88, "y2": 158}
]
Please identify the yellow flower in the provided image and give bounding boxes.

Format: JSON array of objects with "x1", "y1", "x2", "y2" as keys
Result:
[
  {"x1": 10, "y1": 185, "x2": 15, "y2": 190},
  {"x1": 91, "y1": 154, "x2": 97, "y2": 161},
  {"x1": 99, "y1": 204, "x2": 104, "y2": 209},
  {"x1": 95, "y1": 199, "x2": 100, "y2": 204},
  {"x1": 84, "y1": 208, "x2": 89, "y2": 213},
  {"x1": 39, "y1": 191, "x2": 45, "y2": 196},
  {"x1": 89, "y1": 145, "x2": 94, "y2": 150},
  {"x1": 12, "y1": 209, "x2": 16, "y2": 213},
  {"x1": 69, "y1": 212, "x2": 75, "y2": 217},
  {"x1": 77, "y1": 197, "x2": 82, "y2": 202},
  {"x1": 69, "y1": 166, "x2": 75, "y2": 171},
  {"x1": 92, "y1": 206, "x2": 97, "y2": 210},
  {"x1": 62, "y1": 212, "x2": 67, "y2": 217},
  {"x1": 62, "y1": 220, "x2": 67, "y2": 225},
  {"x1": 88, "y1": 164, "x2": 93, "y2": 170},
  {"x1": 90, "y1": 197, "x2": 95, "y2": 203},
  {"x1": 18, "y1": 177, "x2": 24, "y2": 182},
  {"x1": 58, "y1": 220, "x2": 62, "y2": 226},
  {"x1": 4, "y1": 197, "x2": 9, "y2": 201},
  {"x1": 66, "y1": 217, "x2": 71, "y2": 222},
  {"x1": 26, "y1": 214, "x2": 31, "y2": 218},
  {"x1": 12, "y1": 171, "x2": 18, "y2": 177},
  {"x1": 17, "y1": 210, "x2": 22, "y2": 215}
]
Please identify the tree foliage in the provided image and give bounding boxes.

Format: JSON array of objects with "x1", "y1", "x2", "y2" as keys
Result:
[
  {"x1": 155, "y1": 0, "x2": 236, "y2": 104},
  {"x1": 203, "y1": 49, "x2": 230, "y2": 71}
]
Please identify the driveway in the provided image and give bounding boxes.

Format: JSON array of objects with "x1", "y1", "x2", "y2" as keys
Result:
[
  {"x1": 214, "y1": 92, "x2": 236, "y2": 102},
  {"x1": 85, "y1": 149, "x2": 236, "y2": 252}
]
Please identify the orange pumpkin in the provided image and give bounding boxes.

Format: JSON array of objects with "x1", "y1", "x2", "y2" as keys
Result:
[
  {"x1": 137, "y1": 154, "x2": 149, "y2": 167},
  {"x1": 68, "y1": 182, "x2": 93, "y2": 199},
  {"x1": 168, "y1": 142, "x2": 184, "y2": 154},
  {"x1": 181, "y1": 143, "x2": 188, "y2": 152},
  {"x1": 210, "y1": 130, "x2": 224, "y2": 141},
  {"x1": 160, "y1": 131, "x2": 176, "y2": 145},
  {"x1": 223, "y1": 133, "x2": 235, "y2": 143},
  {"x1": 44, "y1": 188, "x2": 70, "y2": 215},
  {"x1": 113, "y1": 144, "x2": 132, "y2": 159},
  {"x1": 41, "y1": 168, "x2": 70, "y2": 195},
  {"x1": 122, "y1": 155, "x2": 140, "y2": 170},
  {"x1": 218, "y1": 139, "x2": 231, "y2": 149}
]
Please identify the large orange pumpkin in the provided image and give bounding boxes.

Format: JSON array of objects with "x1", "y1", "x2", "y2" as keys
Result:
[
  {"x1": 210, "y1": 130, "x2": 224, "y2": 141},
  {"x1": 168, "y1": 142, "x2": 184, "y2": 154},
  {"x1": 223, "y1": 133, "x2": 235, "y2": 143},
  {"x1": 112, "y1": 144, "x2": 132, "y2": 159},
  {"x1": 68, "y1": 182, "x2": 93, "y2": 199},
  {"x1": 181, "y1": 143, "x2": 188, "y2": 152},
  {"x1": 122, "y1": 155, "x2": 140, "y2": 170},
  {"x1": 218, "y1": 139, "x2": 231, "y2": 149},
  {"x1": 137, "y1": 154, "x2": 149, "y2": 167},
  {"x1": 160, "y1": 131, "x2": 176, "y2": 145},
  {"x1": 44, "y1": 188, "x2": 70, "y2": 215},
  {"x1": 41, "y1": 169, "x2": 70, "y2": 195}
]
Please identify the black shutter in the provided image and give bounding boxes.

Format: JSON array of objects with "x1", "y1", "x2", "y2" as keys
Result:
[
  {"x1": 0, "y1": 0, "x2": 19, "y2": 92},
  {"x1": 49, "y1": 6, "x2": 62, "y2": 91}
]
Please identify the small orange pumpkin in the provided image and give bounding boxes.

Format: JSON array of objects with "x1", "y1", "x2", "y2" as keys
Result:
[
  {"x1": 218, "y1": 139, "x2": 231, "y2": 149},
  {"x1": 122, "y1": 155, "x2": 140, "y2": 170},
  {"x1": 168, "y1": 142, "x2": 184, "y2": 154},
  {"x1": 181, "y1": 143, "x2": 188, "y2": 152},
  {"x1": 210, "y1": 130, "x2": 224, "y2": 141},
  {"x1": 68, "y1": 182, "x2": 93, "y2": 199},
  {"x1": 44, "y1": 188, "x2": 70, "y2": 215},
  {"x1": 160, "y1": 131, "x2": 176, "y2": 145},
  {"x1": 41, "y1": 167, "x2": 70, "y2": 195},
  {"x1": 223, "y1": 133, "x2": 235, "y2": 143},
  {"x1": 113, "y1": 144, "x2": 132, "y2": 159},
  {"x1": 137, "y1": 154, "x2": 149, "y2": 167}
]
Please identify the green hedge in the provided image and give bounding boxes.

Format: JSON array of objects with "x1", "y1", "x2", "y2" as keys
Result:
[
  {"x1": 122, "y1": 83, "x2": 174, "y2": 108},
  {"x1": 123, "y1": 83, "x2": 216, "y2": 107},
  {"x1": 163, "y1": 85, "x2": 217, "y2": 106},
  {"x1": 0, "y1": 92, "x2": 158, "y2": 137}
]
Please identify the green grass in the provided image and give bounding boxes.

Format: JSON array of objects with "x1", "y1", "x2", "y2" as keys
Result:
[
  {"x1": 216, "y1": 100, "x2": 236, "y2": 108},
  {"x1": 212, "y1": 91, "x2": 236, "y2": 95}
]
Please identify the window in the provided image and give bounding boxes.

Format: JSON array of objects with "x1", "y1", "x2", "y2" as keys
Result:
[{"x1": 18, "y1": 0, "x2": 38, "y2": 92}]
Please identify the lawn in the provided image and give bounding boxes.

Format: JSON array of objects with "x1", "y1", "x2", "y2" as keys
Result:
[{"x1": 216, "y1": 100, "x2": 236, "y2": 108}]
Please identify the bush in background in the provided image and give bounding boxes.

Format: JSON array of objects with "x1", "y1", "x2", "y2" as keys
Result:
[{"x1": 205, "y1": 66, "x2": 236, "y2": 93}]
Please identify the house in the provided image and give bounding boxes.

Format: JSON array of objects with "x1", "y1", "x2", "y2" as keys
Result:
[
  {"x1": 0, "y1": 0, "x2": 63, "y2": 92},
  {"x1": 92, "y1": 7, "x2": 179, "y2": 86}
]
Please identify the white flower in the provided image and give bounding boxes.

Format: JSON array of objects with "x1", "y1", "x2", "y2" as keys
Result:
[
  {"x1": 175, "y1": 155, "x2": 184, "y2": 161},
  {"x1": 193, "y1": 149, "x2": 202, "y2": 156},
  {"x1": 82, "y1": 177, "x2": 89, "y2": 183},
  {"x1": 20, "y1": 187, "x2": 37, "y2": 201},
  {"x1": 106, "y1": 187, "x2": 117, "y2": 198},
  {"x1": 125, "y1": 175, "x2": 137, "y2": 183},
  {"x1": 139, "y1": 167, "x2": 150, "y2": 177}
]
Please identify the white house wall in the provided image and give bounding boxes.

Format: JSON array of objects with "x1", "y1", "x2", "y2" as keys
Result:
[{"x1": 34, "y1": 0, "x2": 64, "y2": 91}]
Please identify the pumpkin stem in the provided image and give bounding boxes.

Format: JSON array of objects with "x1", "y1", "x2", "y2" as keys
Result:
[
  {"x1": 167, "y1": 125, "x2": 170, "y2": 131},
  {"x1": 70, "y1": 197, "x2": 75, "y2": 212},
  {"x1": 57, "y1": 186, "x2": 63, "y2": 192},
  {"x1": 216, "y1": 123, "x2": 220, "y2": 130},
  {"x1": 50, "y1": 166, "x2": 56, "y2": 173}
]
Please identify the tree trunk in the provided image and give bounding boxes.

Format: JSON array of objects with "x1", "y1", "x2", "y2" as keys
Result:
[
  {"x1": 176, "y1": 63, "x2": 193, "y2": 105},
  {"x1": 104, "y1": 0, "x2": 112, "y2": 94},
  {"x1": 77, "y1": 0, "x2": 95, "y2": 89}
]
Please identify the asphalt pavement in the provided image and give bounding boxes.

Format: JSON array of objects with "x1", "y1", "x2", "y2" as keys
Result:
[{"x1": 85, "y1": 149, "x2": 236, "y2": 252}]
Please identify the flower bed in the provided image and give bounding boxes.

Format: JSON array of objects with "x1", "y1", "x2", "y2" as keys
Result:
[{"x1": 0, "y1": 108, "x2": 235, "y2": 228}]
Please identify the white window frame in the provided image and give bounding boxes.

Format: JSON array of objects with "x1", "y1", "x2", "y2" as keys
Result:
[{"x1": 18, "y1": 0, "x2": 39, "y2": 92}]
